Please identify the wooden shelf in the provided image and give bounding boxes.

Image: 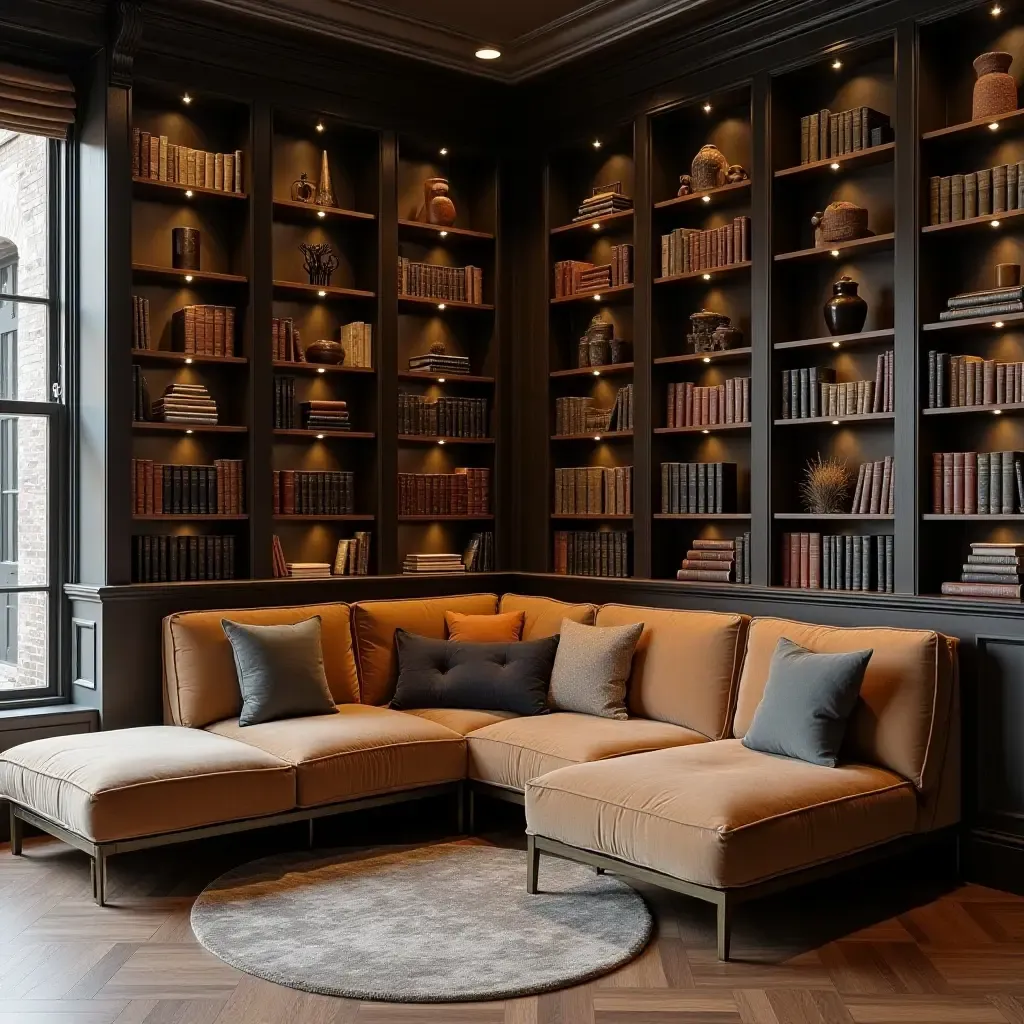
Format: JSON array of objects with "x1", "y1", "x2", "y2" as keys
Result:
[
  {"x1": 922, "y1": 107, "x2": 1024, "y2": 142},
  {"x1": 922, "y1": 402, "x2": 1024, "y2": 416},
  {"x1": 923, "y1": 514, "x2": 1024, "y2": 521},
  {"x1": 774, "y1": 513, "x2": 894, "y2": 521},
  {"x1": 273, "y1": 280, "x2": 376, "y2": 300},
  {"x1": 273, "y1": 198, "x2": 375, "y2": 222},
  {"x1": 654, "y1": 180, "x2": 751, "y2": 211},
  {"x1": 397, "y1": 435, "x2": 495, "y2": 445},
  {"x1": 273, "y1": 360, "x2": 374, "y2": 375},
  {"x1": 398, "y1": 218, "x2": 493, "y2": 240},
  {"x1": 654, "y1": 262, "x2": 750, "y2": 286},
  {"x1": 774, "y1": 142, "x2": 895, "y2": 179},
  {"x1": 922, "y1": 207, "x2": 1024, "y2": 235},
  {"x1": 398, "y1": 295, "x2": 494, "y2": 312},
  {"x1": 273, "y1": 514, "x2": 375, "y2": 522},
  {"x1": 132, "y1": 264, "x2": 248, "y2": 285},
  {"x1": 774, "y1": 412, "x2": 894, "y2": 426},
  {"x1": 132, "y1": 514, "x2": 249, "y2": 521},
  {"x1": 654, "y1": 513, "x2": 751, "y2": 520},
  {"x1": 398, "y1": 370, "x2": 494, "y2": 383},
  {"x1": 550, "y1": 362, "x2": 633, "y2": 378},
  {"x1": 550, "y1": 431, "x2": 634, "y2": 441},
  {"x1": 132, "y1": 176, "x2": 248, "y2": 202},
  {"x1": 654, "y1": 348, "x2": 751, "y2": 366},
  {"x1": 132, "y1": 349, "x2": 248, "y2": 366},
  {"x1": 774, "y1": 233, "x2": 894, "y2": 263},
  {"x1": 551, "y1": 513, "x2": 634, "y2": 520},
  {"x1": 273, "y1": 429, "x2": 376, "y2": 440},
  {"x1": 398, "y1": 515, "x2": 494, "y2": 522},
  {"x1": 922, "y1": 311, "x2": 1024, "y2": 334},
  {"x1": 550, "y1": 284, "x2": 633, "y2": 306},
  {"x1": 133, "y1": 422, "x2": 247, "y2": 434},
  {"x1": 774, "y1": 328, "x2": 894, "y2": 352},
  {"x1": 550, "y1": 209, "x2": 634, "y2": 235},
  {"x1": 654, "y1": 422, "x2": 750, "y2": 434}
]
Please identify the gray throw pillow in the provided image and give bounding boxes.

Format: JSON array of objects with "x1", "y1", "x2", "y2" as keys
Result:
[
  {"x1": 548, "y1": 617, "x2": 644, "y2": 720},
  {"x1": 742, "y1": 637, "x2": 872, "y2": 767},
  {"x1": 221, "y1": 616, "x2": 336, "y2": 727}
]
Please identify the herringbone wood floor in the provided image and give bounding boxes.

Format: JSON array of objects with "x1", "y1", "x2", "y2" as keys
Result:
[{"x1": 1, "y1": 811, "x2": 1022, "y2": 1024}]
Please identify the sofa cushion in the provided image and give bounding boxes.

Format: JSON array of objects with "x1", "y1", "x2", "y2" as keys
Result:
[
  {"x1": 400, "y1": 708, "x2": 517, "y2": 735},
  {"x1": 549, "y1": 618, "x2": 643, "y2": 720},
  {"x1": 734, "y1": 618, "x2": 956, "y2": 792},
  {"x1": 525, "y1": 740, "x2": 917, "y2": 889},
  {"x1": 596, "y1": 604, "x2": 749, "y2": 738},
  {"x1": 499, "y1": 594, "x2": 596, "y2": 640},
  {"x1": 446, "y1": 610, "x2": 524, "y2": 642},
  {"x1": 351, "y1": 595, "x2": 498, "y2": 706},
  {"x1": 468, "y1": 713, "x2": 706, "y2": 792},
  {"x1": 207, "y1": 704, "x2": 466, "y2": 808},
  {"x1": 0, "y1": 727, "x2": 296, "y2": 843},
  {"x1": 163, "y1": 603, "x2": 359, "y2": 729}
]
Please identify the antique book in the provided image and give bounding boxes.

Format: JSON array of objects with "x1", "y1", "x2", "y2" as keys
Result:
[{"x1": 941, "y1": 581, "x2": 1022, "y2": 599}]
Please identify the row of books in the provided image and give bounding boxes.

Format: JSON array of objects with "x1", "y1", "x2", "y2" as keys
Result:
[
  {"x1": 660, "y1": 218, "x2": 751, "y2": 278},
  {"x1": 272, "y1": 318, "x2": 303, "y2": 362},
  {"x1": 676, "y1": 535, "x2": 750, "y2": 583},
  {"x1": 938, "y1": 284, "x2": 1024, "y2": 323},
  {"x1": 929, "y1": 163, "x2": 1024, "y2": 225},
  {"x1": 927, "y1": 351, "x2": 1024, "y2": 408},
  {"x1": 271, "y1": 533, "x2": 371, "y2": 578},
  {"x1": 666, "y1": 378, "x2": 750, "y2": 428},
  {"x1": 338, "y1": 322, "x2": 373, "y2": 368},
  {"x1": 941, "y1": 542, "x2": 1024, "y2": 600},
  {"x1": 609, "y1": 384, "x2": 635, "y2": 432},
  {"x1": 780, "y1": 355, "x2": 893, "y2": 419},
  {"x1": 553, "y1": 466, "x2": 633, "y2": 516},
  {"x1": 397, "y1": 469, "x2": 491, "y2": 517},
  {"x1": 272, "y1": 470, "x2": 356, "y2": 516},
  {"x1": 552, "y1": 247, "x2": 634, "y2": 298},
  {"x1": 781, "y1": 532, "x2": 894, "y2": 592},
  {"x1": 131, "y1": 296, "x2": 152, "y2": 350},
  {"x1": 132, "y1": 535, "x2": 237, "y2": 583},
  {"x1": 553, "y1": 530, "x2": 631, "y2": 577},
  {"x1": 131, "y1": 460, "x2": 244, "y2": 516},
  {"x1": 799, "y1": 106, "x2": 892, "y2": 164},
  {"x1": 463, "y1": 531, "x2": 494, "y2": 572},
  {"x1": 931, "y1": 451, "x2": 1024, "y2": 516},
  {"x1": 397, "y1": 260, "x2": 484, "y2": 305},
  {"x1": 171, "y1": 305, "x2": 237, "y2": 357},
  {"x1": 397, "y1": 395, "x2": 489, "y2": 438},
  {"x1": 660, "y1": 462, "x2": 738, "y2": 515},
  {"x1": 554, "y1": 392, "x2": 633, "y2": 436},
  {"x1": 153, "y1": 383, "x2": 218, "y2": 425},
  {"x1": 132, "y1": 129, "x2": 244, "y2": 193},
  {"x1": 271, "y1": 319, "x2": 372, "y2": 368},
  {"x1": 851, "y1": 458, "x2": 895, "y2": 515},
  {"x1": 574, "y1": 188, "x2": 633, "y2": 222}
]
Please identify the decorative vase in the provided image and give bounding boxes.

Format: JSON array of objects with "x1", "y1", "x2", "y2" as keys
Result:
[
  {"x1": 823, "y1": 276, "x2": 868, "y2": 336},
  {"x1": 712, "y1": 323, "x2": 744, "y2": 350},
  {"x1": 686, "y1": 309, "x2": 730, "y2": 353},
  {"x1": 423, "y1": 177, "x2": 456, "y2": 226},
  {"x1": 691, "y1": 144, "x2": 729, "y2": 191},
  {"x1": 973, "y1": 51, "x2": 1017, "y2": 120},
  {"x1": 171, "y1": 227, "x2": 200, "y2": 270},
  {"x1": 315, "y1": 150, "x2": 336, "y2": 207},
  {"x1": 997, "y1": 262, "x2": 1022, "y2": 287},
  {"x1": 812, "y1": 201, "x2": 870, "y2": 245},
  {"x1": 291, "y1": 172, "x2": 315, "y2": 203},
  {"x1": 609, "y1": 338, "x2": 632, "y2": 364},
  {"x1": 305, "y1": 339, "x2": 345, "y2": 364}
]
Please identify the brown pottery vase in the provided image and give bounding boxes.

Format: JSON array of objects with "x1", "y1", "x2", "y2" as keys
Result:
[
  {"x1": 973, "y1": 52, "x2": 1017, "y2": 120},
  {"x1": 423, "y1": 177, "x2": 457, "y2": 226}
]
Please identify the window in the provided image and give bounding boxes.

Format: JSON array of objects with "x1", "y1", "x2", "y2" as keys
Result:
[{"x1": 0, "y1": 129, "x2": 65, "y2": 699}]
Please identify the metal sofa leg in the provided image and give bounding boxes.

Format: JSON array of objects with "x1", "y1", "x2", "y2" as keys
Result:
[
  {"x1": 466, "y1": 787, "x2": 476, "y2": 836},
  {"x1": 716, "y1": 895, "x2": 731, "y2": 961},
  {"x1": 9, "y1": 805, "x2": 22, "y2": 856},
  {"x1": 526, "y1": 834, "x2": 539, "y2": 894},
  {"x1": 92, "y1": 849, "x2": 107, "y2": 907}
]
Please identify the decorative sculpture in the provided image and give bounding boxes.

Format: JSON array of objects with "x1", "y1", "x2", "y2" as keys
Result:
[{"x1": 300, "y1": 242, "x2": 339, "y2": 286}]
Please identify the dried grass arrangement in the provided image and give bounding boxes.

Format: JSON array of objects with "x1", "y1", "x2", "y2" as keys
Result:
[{"x1": 800, "y1": 455, "x2": 851, "y2": 514}]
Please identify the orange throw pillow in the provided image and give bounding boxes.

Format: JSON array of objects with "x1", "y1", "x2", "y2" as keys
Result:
[{"x1": 446, "y1": 610, "x2": 525, "y2": 643}]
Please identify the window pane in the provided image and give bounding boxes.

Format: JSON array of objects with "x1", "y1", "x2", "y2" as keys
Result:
[
  {"x1": 0, "y1": 414, "x2": 48, "y2": 586},
  {"x1": 0, "y1": 589, "x2": 47, "y2": 689},
  {"x1": 0, "y1": 130, "x2": 48, "y2": 299},
  {"x1": 0, "y1": 301, "x2": 48, "y2": 402}
]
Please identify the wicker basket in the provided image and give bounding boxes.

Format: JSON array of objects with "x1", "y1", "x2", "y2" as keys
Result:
[{"x1": 813, "y1": 201, "x2": 869, "y2": 244}]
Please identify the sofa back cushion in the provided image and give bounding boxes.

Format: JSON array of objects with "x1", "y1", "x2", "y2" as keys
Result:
[
  {"x1": 350, "y1": 594, "x2": 498, "y2": 706},
  {"x1": 163, "y1": 603, "x2": 359, "y2": 729},
  {"x1": 734, "y1": 617, "x2": 957, "y2": 792},
  {"x1": 595, "y1": 604, "x2": 748, "y2": 737},
  {"x1": 498, "y1": 594, "x2": 596, "y2": 640}
]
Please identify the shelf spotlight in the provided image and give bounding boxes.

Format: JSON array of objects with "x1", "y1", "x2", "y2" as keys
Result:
[
  {"x1": 994, "y1": 408, "x2": 1003, "y2": 415},
  {"x1": 832, "y1": 341, "x2": 841, "y2": 348},
  {"x1": 185, "y1": 428, "x2": 194, "y2": 434},
  {"x1": 592, "y1": 369, "x2": 601, "y2": 377},
  {"x1": 703, "y1": 273, "x2": 711, "y2": 281},
  {"x1": 182, "y1": 93, "x2": 192, "y2": 105},
  {"x1": 317, "y1": 367, "x2": 325, "y2": 374},
  {"x1": 439, "y1": 230, "x2": 448, "y2": 237},
  {"x1": 593, "y1": 435, "x2": 601, "y2": 441},
  {"x1": 438, "y1": 438, "x2": 446, "y2": 445},
  {"x1": 702, "y1": 195, "x2": 711, "y2": 203},
  {"x1": 703, "y1": 356, "x2": 711, "y2": 364},
  {"x1": 317, "y1": 210, "x2": 326, "y2": 218},
  {"x1": 439, "y1": 147, "x2": 448, "y2": 156},
  {"x1": 992, "y1": 219, "x2": 1002, "y2": 228},
  {"x1": 593, "y1": 293, "x2": 602, "y2": 301},
  {"x1": 316, "y1": 122, "x2": 325, "y2": 133},
  {"x1": 703, "y1": 102, "x2": 712, "y2": 113},
  {"x1": 993, "y1": 4, "x2": 1003, "y2": 14},
  {"x1": 317, "y1": 289, "x2": 327, "y2": 297},
  {"x1": 592, "y1": 222, "x2": 602, "y2": 230},
  {"x1": 990, "y1": 122, "x2": 1001, "y2": 131},
  {"x1": 831, "y1": 59, "x2": 843, "y2": 70},
  {"x1": 316, "y1": 433, "x2": 325, "y2": 439},
  {"x1": 185, "y1": 189, "x2": 194, "y2": 198},
  {"x1": 702, "y1": 429, "x2": 709, "y2": 435},
  {"x1": 184, "y1": 274, "x2": 193, "y2": 283},
  {"x1": 832, "y1": 419, "x2": 840, "y2": 426},
  {"x1": 830, "y1": 162, "x2": 840, "y2": 171},
  {"x1": 995, "y1": 321, "x2": 1005, "y2": 328},
  {"x1": 475, "y1": 47, "x2": 501, "y2": 60},
  {"x1": 830, "y1": 249, "x2": 840, "y2": 257},
  {"x1": 184, "y1": 357, "x2": 193, "y2": 365},
  {"x1": 438, "y1": 302, "x2": 446, "y2": 310},
  {"x1": 437, "y1": 377, "x2": 446, "y2": 383},
  {"x1": 592, "y1": 139, "x2": 602, "y2": 149}
]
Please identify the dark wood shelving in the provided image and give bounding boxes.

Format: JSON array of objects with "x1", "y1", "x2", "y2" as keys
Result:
[
  {"x1": 132, "y1": 350, "x2": 248, "y2": 366},
  {"x1": 273, "y1": 514, "x2": 375, "y2": 522},
  {"x1": 922, "y1": 207, "x2": 1024, "y2": 235},
  {"x1": 923, "y1": 514, "x2": 1024, "y2": 521},
  {"x1": 922, "y1": 311, "x2": 1024, "y2": 334},
  {"x1": 773, "y1": 142, "x2": 895, "y2": 179},
  {"x1": 550, "y1": 284, "x2": 634, "y2": 306},
  {"x1": 398, "y1": 515, "x2": 495, "y2": 522},
  {"x1": 774, "y1": 328, "x2": 894, "y2": 352},
  {"x1": 550, "y1": 363, "x2": 634, "y2": 378},
  {"x1": 398, "y1": 218, "x2": 493, "y2": 240},
  {"x1": 653, "y1": 262, "x2": 750, "y2": 286},
  {"x1": 272, "y1": 280, "x2": 375, "y2": 300},
  {"x1": 273, "y1": 360, "x2": 374, "y2": 375},
  {"x1": 132, "y1": 264, "x2": 248, "y2": 285},
  {"x1": 774, "y1": 233, "x2": 894, "y2": 263},
  {"x1": 132, "y1": 514, "x2": 249, "y2": 521},
  {"x1": 550, "y1": 209, "x2": 634, "y2": 235},
  {"x1": 550, "y1": 431, "x2": 634, "y2": 441},
  {"x1": 272, "y1": 198, "x2": 375, "y2": 221},
  {"x1": 774, "y1": 513, "x2": 894, "y2": 521},
  {"x1": 397, "y1": 435, "x2": 495, "y2": 445},
  {"x1": 922, "y1": 403, "x2": 1024, "y2": 417},
  {"x1": 551, "y1": 513, "x2": 634, "y2": 520},
  {"x1": 774, "y1": 412, "x2": 895, "y2": 426},
  {"x1": 654, "y1": 513, "x2": 752, "y2": 520},
  {"x1": 398, "y1": 295, "x2": 494, "y2": 312},
  {"x1": 921, "y1": 107, "x2": 1024, "y2": 142},
  {"x1": 133, "y1": 422, "x2": 247, "y2": 434},
  {"x1": 273, "y1": 429, "x2": 377, "y2": 440},
  {"x1": 654, "y1": 423, "x2": 750, "y2": 434},
  {"x1": 654, "y1": 180, "x2": 751, "y2": 210},
  {"x1": 654, "y1": 347, "x2": 752, "y2": 366},
  {"x1": 398, "y1": 370, "x2": 493, "y2": 383},
  {"x1": 132, "y1": 176, "x2": 249, "y2": 202}
]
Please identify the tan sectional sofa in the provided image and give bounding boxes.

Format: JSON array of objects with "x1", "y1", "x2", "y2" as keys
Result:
[{"x1": 0, "y1": 593, "x2": 959, "y2": 960}]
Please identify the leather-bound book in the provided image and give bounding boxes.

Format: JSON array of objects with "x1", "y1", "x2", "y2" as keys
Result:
[
  {"x1": 781, "y1": 532, "x2": 792, "y2": 587},
  {"x1": 693, "y1": 538, "x2": 735, "y2": 550},
  {"x1": 952, "y1": 452, "x2": 965, "y2": 515},
  {"x1": 942, "y1": 452, "x2": 953, "y2": 515},
  {"x1": 685, "y1": 547, "x2": 733, "y2": 561},
  {"x1": 1009, "y1": 163, "x2": 1019, "y2": 211},
  {"x1": 990, "y1": 452, "x2": 1003, "y2": 514},
  {"x1": 979, "y1": 167, "x2": 992, "y2": 215},
  {"x1": 809, "y1": 113, "x2": 820, "y2": 161},
  {"x1": 939, "y1": 176, "x2": 951, "y2": 223},
  {"x1": 1018, "y1": 161, "x2": 1024, "y2": 209},
  {"x1": 798, "y1": 532, "x2": 809, "y2": 588},
  {"x1": 809, "y1": 532, "x2": 821, "y2": 589},
  {"x1": 951, "y1": 174, "x2": 964, "y2": 221},
  {"x1": 977, "y1": 452, "x2": 991, "y2": 514},
  {"x1": 962, "y1": 572, "x2": 1023, "y2": 584},
  {"x1": 677, "y1": 567, "x2": 733, "y2": 582},
  {"x1": 942, "y1": 581, "x2": 1022, "y2": 599},
  {"x1": 965, "y1": 172, "x2": 978, "y2": 219},
  {"x1": 994, "y1": 164, "x2": 1009, "y2": 213},
  {"x1": 964, "y1": 452, "x2": 977, "y2": 515},
  {"x1": 1003, "y1": 450, "x2": 1020, "y2": 514}
]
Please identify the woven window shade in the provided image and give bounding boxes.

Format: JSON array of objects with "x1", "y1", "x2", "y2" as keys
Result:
[{"x1": 0, "y1": 60, "x2": 74, "y2": 139}]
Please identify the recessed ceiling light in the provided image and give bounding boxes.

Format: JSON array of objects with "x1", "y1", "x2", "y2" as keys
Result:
[
  {"x1": 832, "y1": 420, "x2": 840, "y2": 426},
  {"x1": 184, "y1": 357, "x2": 193, "y2": 364},
  {"x1": 702, "y1": 429, "x2": 709, "y2": 435},
  {"x1": 182, "y1": 93, "x2": 192, "y2": 105},
  {"x1": 317, "y1": 289, "x2": 327, "y2": 297},
  {"x1": 995, "y1": 321, "x2": 1005, "y2": 328},
  {"x1": 593, "y1": 369, "x2": 601, "y2": 376},
  {"x1": 475, "y1": 47, "x2": 501, "y2": 60},
  {"x1": 438, "y1": 438, "x2": 446, "y2": 445},
  {"x1": 703, "y1": 102, "x2": 712, "y2": 113},
  {"x1": 439, "y1": 147, "x2": 448, "y2": 156},
  {"x1": 592, "y1": 140, "x2": 602, "y2": 149},
  {"x1": 317, "y1": 210, "x2": 326, "y2": 218},
  {"x1": 994, "y1": 408, "x2": 1003, "y2": 415},
  {"x1": 184, "y1": 274, "x2": 193, "y2": 282},
  {"x1": 438, "y1": 303, "x2": 446, "y2": 310},
  {"x1": 703, "y1": 357, "x2": 711, "y2": 363},
  {"x1": 317, "y1": 367, "x2": 325, "y2": 374},
  {"x1": 185, "y1": 189, "x2": 194, "y2": 198},
  {"x1": 990, "y1": 122, "x2": 1001, "y2": 131},
  {"x1": 702, "y1": 195, "x2": 711, "y2": 203},
  {"x1": 992, "y1": 219, "x2": 1001, "y2": 227},
  {"x1": 703, "y1": 273, "x2": 711, "y2": 280},
  {"x1": 437, "y1": 377, "x2": 446, "y2": 383},
  {"x1": 832, "y1": 341, "x2": 840, "y2": 348},
  {"x1": 830, "y1": 162, "x2": 840, "y2": 171},
  {"x1": 316, "y1": 433, "x2": 325, "y2": 439},
  {"x1": 185, "y1": 428, "x2": 194, "y2": 434},
  {"x1": 439, "y1": 230, "x2": 448, "y2": 237},
  {"x1": 831, "y1": 59, "x2": 843, "y2": 70},
  {"x1": 992, "y1": 4, "x2": 1002, "y2": 15},
  {"x1": 830, "y1": 249, "x2": 840, "y2": 257},
  {"x1": 592, "y1": 222, "x2": 601, "y2": 230},
  {"x1": 315, "y1": 122, "x2": 324, "y2": 132},
  {"x1": 593, "y1": 435, "x2": 601, "y2": 441},
  {"x1": 593, "y1": 294, "x2": 602, "y2": 301}
]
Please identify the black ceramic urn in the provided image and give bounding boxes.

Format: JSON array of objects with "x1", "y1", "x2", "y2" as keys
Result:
[{"x1": 823, "y1": 275, "x2": 867, "y2": 336}]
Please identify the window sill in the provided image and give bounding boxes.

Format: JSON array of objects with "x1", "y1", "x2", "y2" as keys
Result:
[{"x1": 0, "y1": 703, "x2": 98, "y2": 728}]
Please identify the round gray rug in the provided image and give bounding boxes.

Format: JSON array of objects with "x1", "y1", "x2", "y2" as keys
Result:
[{"x1": 190, "y1": 841, "x2": 651, "y2": 1002}]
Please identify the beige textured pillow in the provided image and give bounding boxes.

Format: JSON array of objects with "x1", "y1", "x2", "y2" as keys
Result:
[{"x1": 548, "y1": 618, "x2": 644, "y2": 719}]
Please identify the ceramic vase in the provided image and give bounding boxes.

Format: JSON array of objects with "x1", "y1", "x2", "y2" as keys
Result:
[
  {"x1": 823, "y1": 276, "x2": 868, "y2": 336},
  {"x1": 423, "y1": 177, "x2": 457, "y2": 226},
  {"x1": 973, "y1": 51, "x2": 1017, "y2": 120}
]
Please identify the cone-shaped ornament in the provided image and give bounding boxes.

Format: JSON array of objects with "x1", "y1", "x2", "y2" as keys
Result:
[{"x1": 315, "y1": 150, "x2": 336, "y2": 207}]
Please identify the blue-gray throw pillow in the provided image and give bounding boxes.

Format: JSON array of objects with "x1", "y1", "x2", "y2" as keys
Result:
[
  {"x1": 742, "y1": 637, "x2": 872, "y2": 767},
  {"x1": 222, "y1": 616, "x2": 336, "y2": 726},
  {"x1": 390, "y1": 629, "x2": 559, "y2": 716}
]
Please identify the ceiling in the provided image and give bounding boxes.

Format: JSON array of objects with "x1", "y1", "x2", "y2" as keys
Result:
[{"x1": 192, "y1": 0, "x2": 723, "y2": 81}]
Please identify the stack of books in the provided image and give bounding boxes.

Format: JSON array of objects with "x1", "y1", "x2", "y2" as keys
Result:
[
  {"x1": 851, "y1": 458, "x2": 895, "y2": 514},
  {"x1": 573, "y1": 188, "x2": 633, "y2": 222},
  {"x1": 932, "y1": 451, "x2": 1024, "y2": 515},
  {"x1": 676, "y1": 536, "x2": 750, "y2": 584},
  {"x1": 408, "y1": 352, "x2": 471, "y2": 375},
  {"x1": 939, "y1": 285, "x2": 1024, "y2": 323},
  {"x1": 132, "y1": 295, "x2": 152, "y2": 349},
  {"x1": 942, "y1": 542, "x2": 1024, "y2": 600},
  {"x1": 927, "y1": 351, "x2": 1024, "y2": 408},
  {"x1": 152, "y1": 383, "x2": 218, "y2": 425},
  {"x1": 660, "y1": 463, "x2": 738, "y2": 514},
  {"x1": 463, "y1": 531, "x2": 494, "y2": 572},
  {"x1": 302, "y1": 400, "x2": 350, "y2": 431},
  {"x1": 402, "y1": 553, "x2": 466, "y2": 575},
  {"x1": 334, "y1": 533, "x2": 372, "y2": 576},
  {"x1": 781, "y1": 532, "x2": 894, "y2": 592},
  {"x1": 286, "y1": 562, "x2": 333, "y2": 579}
]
